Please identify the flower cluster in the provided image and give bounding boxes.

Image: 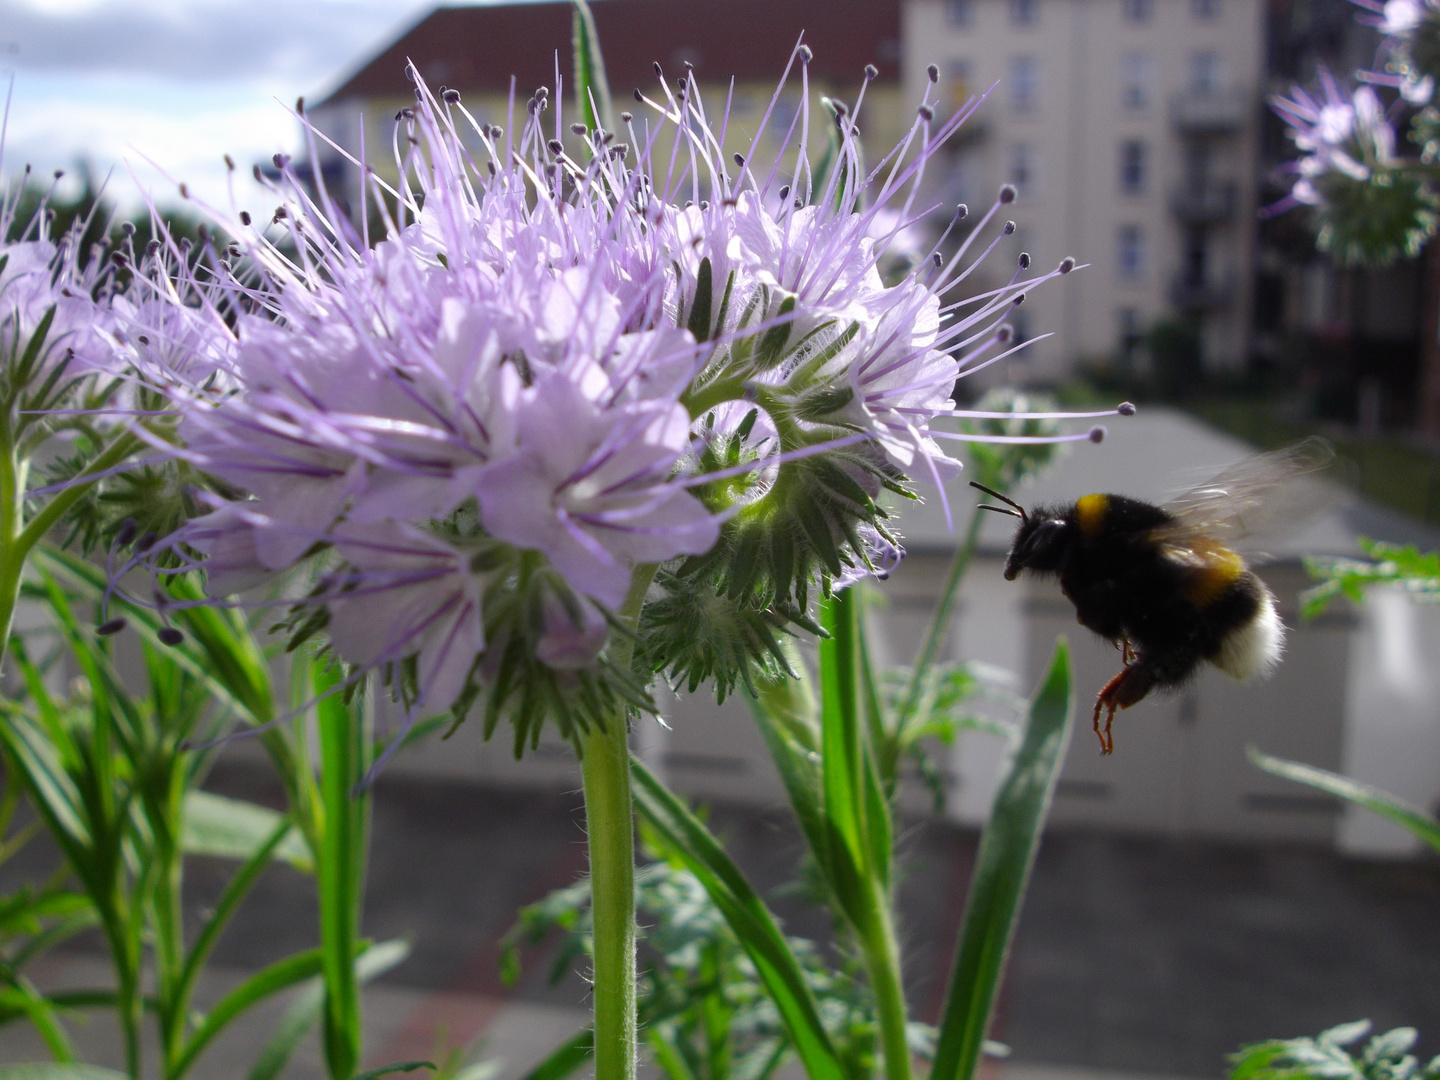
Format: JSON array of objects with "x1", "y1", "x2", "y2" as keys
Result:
[{"x1": 120, "y1": 50, "x2": 1121, "y2": 750}]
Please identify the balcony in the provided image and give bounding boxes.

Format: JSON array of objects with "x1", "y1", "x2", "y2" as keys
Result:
[
  {"x1": 1169, "y1": 273, "x2": 1235, "y2": 311},
  {"x1": 1169, "y1": 89, "x2": 1249, "y2": 134},
  {"x1": 1169, "y1": 182, "x2": 1238, "y2": 223}
]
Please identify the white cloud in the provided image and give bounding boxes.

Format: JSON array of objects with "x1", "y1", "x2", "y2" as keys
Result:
[{"x1": 0, "y1": 0, "x2": 440, "y2": 212}]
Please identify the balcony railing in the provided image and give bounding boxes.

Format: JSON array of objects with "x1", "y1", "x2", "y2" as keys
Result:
[
  {"x1": 1169, "y1": 182, "x2": 1238, "y2": 223},
  {"x1": 1169, "y1": 273, "x2": 1235, "y2": 310},
  {"x1": 1169, "y1": 89, "x2": 1249, "y2": 134}
]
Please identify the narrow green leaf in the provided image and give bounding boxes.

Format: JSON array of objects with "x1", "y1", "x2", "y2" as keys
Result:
[
  {"x1": 315, "y1": 657, "x2": 368, "y2": 1080},
  {"x1": 351, "y1": 1061, "x2": 435, "y2": 1080},
  {"x1": 931, "y1": 641, "x2": 1074, "y2": 1080},
  {"x1": 181, "y1": 792, "x2": 312, "y2": 870},
  {"x1": 518, "y1": 1030, "x2": 594, "y2": 1080},
  {"x1": 630, "y1": 758, "x2": 845, "y2": 1080},
  {"x1": 0, "y1": 1067, "x2": 127, "y2": 1080},
  {"x1": 1247, "y1": 746, "x2": 1440, "y2": 856},
  {"x1": 170, "y1": 949, "x2": 328, "y2": 1079},
  {"x1": 245, "y1": 939, "x2": 411, "y2": 1080},
  {"x1": 571, "y1": 0, "x2": 613, "y2": 135}
]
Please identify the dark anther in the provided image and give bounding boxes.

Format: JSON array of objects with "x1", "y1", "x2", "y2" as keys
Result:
[
  {"x1": 136, "y1": 532, "x2": 158, "y2": 553},
  {"x1": 832, "y1": 99, "x2": 849, "y2": 117},
  {"x1": 1019, "y1": 251, "x2": 1031, "y2": 269},
  {"x1": 1118, "y1": 401, "x2": 1137, "y2": 415},
  {"x1": 1003, "y1": 219, "x2": 1016, "y2": 234},
  {"x1": 733, "y1": 152, "x2": 745, "y2": 167},
  {"x1": 395, "y1": 109, "x2": 407, "y2": 121},
  {"x1": 928, "y1": 63, "x2": 940, "y2": 82},
  {"x1": 158, "y1": 628, "x2": 184, "y2": 647},
  {"x1": 1089, "y1": 426, "x2": 1106, "y2": 444},
  {"x1": 677, "y1": 77, "x2": 687, "y2": 91},
  {"x1": 253, "y1": 164, "x2": 263, "y2": 181},
  {"x1": 778, "y1": 184, "x2": 790, "y2": 200},
  {"x1": 295, "y1": 96, "x2": 305, "y2": 114},
  {"x1": 223, "y1": 154, "x2": 235, "y2": 171},
  {"x1": 620, "y1": 111, "x2": 633, "y2": 122},
  {"x1": 1059, "y1": 256, "x2": 1076, "y2": 273},
  {"x1": 654, "y1": 61, "x2": 664, "y2": 76},
  {"x1": 197, "y1": 224, "x2": 210, "y2": 244},
  {"x1": 955, "y1": 203, "x2": 969, "y2": 221},
  {"x1": 487, "y1": 160, "x2": 497, "y2": 176},
  {"x1": 405, "y1": 63, "x2": 418, "y2": 82},
  {"x1": 110, "y1": 251, "x2": 128, "y2": 267},
  {"x1": 120, "y1": 221, "x2": 135, "y2": 237},
  {"x1": 798, "y1": 45, "x2": 813, "y2": 62},
  {"x1": 610, "y1": 145, "x2": 629, "y2": 160},
  {"x1": 699, "y1": 200, "x2": 709, "y2": 210},
  {"x1": 274, "y1": 206, "x2": 288, "y2": 219},
  {"x1": 228, "y1": 243, "x2": 241, "y2": 257},
  {"x1": 116, "y1": 518, "x2": 138, "y2": 547},
  {"x1": 1013, "y1": 291, "x2": 1026, "y2": 305},
  {"x1": 571, "y1": 123, "x2": 587, "y2": 135},
  {"x1": 44, "y1": 208, "x2": 56, "y2": 222},
  {"x1": 547, "y1": 139, "x2": 564, "y2": 155},
  {"x1": 917, "y1": 104, "x2": 934, "y2": 121},
  {"x1": 239, "y1": 210, "x2": 252, "y2": 226},
  {"x1": 137, "y1": 334, "x2": 150, "y2": 345},
  {"x1": 999, "y1": 184, "x2": 1017, "y2": 204},
  {"x1": 865, "y1": 64, "x2": 879, "y2": 79},
  {"x1": 273, "y1": 153, "x2": 289, "y2": 169},
  {"x1": 179, "y1": 183, "x2": 189, "y2": 199},
  {"x1": 634, "y1": 88, "x2": 644, "y2": 102},
  {"x1": 535, "y1": 86, "x2": 549, "y2": 99},
  {"x1": 96, "y1": 619, "x2": 127, "y2": 637},
  {"x1": 997, "y1": 325, "x2": 1013, "y2": 342},
  {"x1": 443, "y1": 88, "x2": 461, "y2": 103},
  {"x1": 933, "y1": 252, "x2": 943, "y2": 268},
  {"x1": 146, "y1": 239, "x2": 161, "y2": 257},
  {"x1": 491, "y1": 126, "x2": 502, "y2": 139}
]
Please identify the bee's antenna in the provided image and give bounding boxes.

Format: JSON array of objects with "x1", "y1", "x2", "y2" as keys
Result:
[{"x1": 969, "y1": 481, "x2": 1028, "y2": 521}]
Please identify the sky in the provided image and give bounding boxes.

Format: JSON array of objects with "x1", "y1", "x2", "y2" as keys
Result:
[{"x1": 0, "y1": 0, "x2": 462, "y2": 216}]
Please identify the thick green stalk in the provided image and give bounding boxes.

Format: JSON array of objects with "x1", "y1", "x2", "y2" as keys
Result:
[
  {"x1": 580, "y1": 563, "x2": 657, "y2": 1080},
  {"x1": 0, "y1": 421, "x2": 23, "y2": 669},
  {"x1": 861, "y1": 901, "x2": 912, "y2": 1080}
]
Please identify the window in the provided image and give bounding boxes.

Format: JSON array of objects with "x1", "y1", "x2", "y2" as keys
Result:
[
  {"x1": 1009, "y1": 142, "x2": 1036, "y2": 195},
  {"x1": 1010, "y1": 0, "x2": 1037, "y2": 25},
  {"x1": 1193, "y1": 0, "x2": 1220, "y2": 17},
  {"x1": 1191, "y1": 51, "x2": 1223, "y2": 93},
  {"x1": 1120, "y1": 52, "x2": 1151, "y2": 109},
  {"x1": 1118, "y1": 308, "x2": 1145, "y2": 362},
  {"x1": 1119, "y1": 140, "x2": 1147, "y2": 193},
  {"x1": 1010, "y1": 56, "x2": 1037, "y2": 112},
  {"x1": 1123, "y1": 0, "x2": 1152, "y2": 21},
  {"x1": 946, "y1": 0, "x2": 974, "y2": 26},
  {"x1": 946, "y1": 59, "x2": 974, "y2": 111},
  {"x1": 1117, "y1": 225, "x2": 1145, "y2": 279}
]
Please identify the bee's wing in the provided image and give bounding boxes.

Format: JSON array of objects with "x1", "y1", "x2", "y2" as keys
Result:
[{"x1": 1149, "y1": 438, "x2": 1337, "y2": 554}]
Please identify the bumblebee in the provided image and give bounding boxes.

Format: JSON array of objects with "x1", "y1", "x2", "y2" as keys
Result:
[{"x1": 971, "y1": 440, "x2": 1332, "y2": 754}]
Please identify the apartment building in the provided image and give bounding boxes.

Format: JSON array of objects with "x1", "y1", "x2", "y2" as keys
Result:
[
  {"x1": 903, "y1": 0, "x2": 1265, "y2": 381},
  {"x1": 306, "y1": 0, "x2": 907, "y2": 218}
]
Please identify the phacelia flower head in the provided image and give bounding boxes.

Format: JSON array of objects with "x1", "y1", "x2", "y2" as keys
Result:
[{"x1": 129, "y1": 48, "x2": 1124, "y2": 744}]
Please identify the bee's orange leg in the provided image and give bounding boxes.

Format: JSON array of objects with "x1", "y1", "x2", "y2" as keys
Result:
[{"x1": 1092, "y1": 662, "x2": 1155, "y2": 756}]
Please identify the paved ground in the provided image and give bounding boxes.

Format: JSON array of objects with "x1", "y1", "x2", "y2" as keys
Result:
[{"x1": 3, "y1": 763, "x2": 1439, "y2": 1079}]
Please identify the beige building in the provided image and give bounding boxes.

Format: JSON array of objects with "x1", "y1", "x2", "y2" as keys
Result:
[{"x1": 903, "y1": 0, "x2": 1266, "y2": 380}]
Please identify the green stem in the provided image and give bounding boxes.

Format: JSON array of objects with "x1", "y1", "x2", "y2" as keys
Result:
[
  {"x1": 580, "y1": 563, "x2": 657, "y2": 1080},
  {"x1": 892, "y1": 505, "x2": 985, "y2": 741},
  {"x1": 683, "y1": 376, "x2": 750, "y2": 420},
  {"x1": 862, "y1": 902, "x2": 913, "y2": 1080}
]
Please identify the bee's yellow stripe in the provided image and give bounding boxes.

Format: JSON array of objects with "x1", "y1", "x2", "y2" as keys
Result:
[
  {"x1": 1075, "y1": 494, "x2": 1108, "y2": 538},
  {"x1": 1178, "y1": 546, "x2": 1245, "y2": 607}
]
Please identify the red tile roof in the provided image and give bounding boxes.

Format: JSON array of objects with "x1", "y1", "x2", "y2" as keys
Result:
[{"x1": 316, "y1": 0, "x2": 902, "y2": 107}]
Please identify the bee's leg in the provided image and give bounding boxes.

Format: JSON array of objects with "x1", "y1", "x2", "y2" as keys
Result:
[
  {"x1": 1092, "y1": 664, "x2": 1157, "y2": 755},
  {"x1": 1121, "y1": 639, "x2": 1135, "y2": 666}
]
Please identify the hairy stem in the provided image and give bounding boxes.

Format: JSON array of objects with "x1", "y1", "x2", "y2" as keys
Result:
[
  {"x1": 581, "y1": 563, "x2": 658, "y2": 1080},
  {"x1": 893, "y1": 505, "x2": 985, "y2": 741},
  {"x1": 863, "y1": 901, "x2": 913, "y2": 1080}
]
